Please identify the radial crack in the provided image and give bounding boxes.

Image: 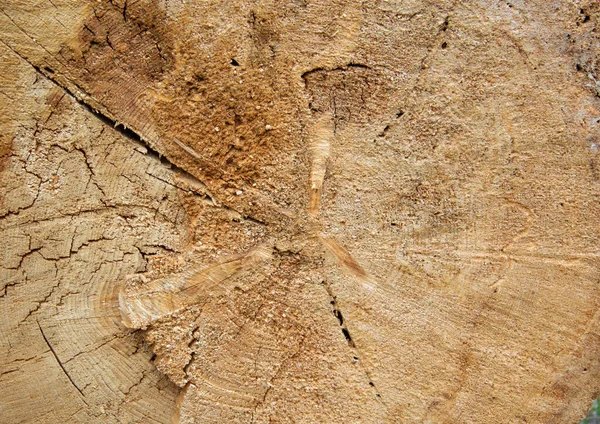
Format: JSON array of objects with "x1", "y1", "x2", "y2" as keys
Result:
[
  {"x1": 322, "y1": 280, "x2": 384, "y2": 403},
  {"x1": 37, "y1": 320, "x2": 88, "y2": 403}
]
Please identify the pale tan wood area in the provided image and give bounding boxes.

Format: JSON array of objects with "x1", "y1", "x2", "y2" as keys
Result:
[{"x1": 1, "y1": 1, "x2": 600, "y2": 423}]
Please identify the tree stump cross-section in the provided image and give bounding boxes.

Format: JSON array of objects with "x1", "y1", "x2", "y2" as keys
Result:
[{"x1": 1, "y1": 1, "x2": 600, "y2": 423}]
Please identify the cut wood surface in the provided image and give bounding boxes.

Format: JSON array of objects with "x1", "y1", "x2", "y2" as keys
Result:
[{"x1": 1, "y1": 0, "x2": 600, "y2": 423}]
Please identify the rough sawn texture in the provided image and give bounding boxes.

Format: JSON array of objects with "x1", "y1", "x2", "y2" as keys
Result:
[{"x1": 1, "y1": 0, "x2": 600, "y2": 423}]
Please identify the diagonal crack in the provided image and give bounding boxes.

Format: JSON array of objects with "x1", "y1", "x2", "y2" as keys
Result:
[
  {"x1": 322, "y1": 280, "x2": 385, "y2": 405},
  {"x1": 20, "y1": 276, "x2": 60, "y2": 324},
  {"x1": 37, "y1": 320, "x2": 88, "y2": 404},
  {"x1": 0, "y1": 36, "x2": 210, "y2": 199},
  {"x1": 0, "y1": 34, "x2": 273, "y2": 226}
]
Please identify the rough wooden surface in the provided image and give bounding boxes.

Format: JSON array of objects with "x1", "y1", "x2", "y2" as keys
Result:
[{"x1": 1, "y1": 0, "x2": 600, "y2": 423}]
